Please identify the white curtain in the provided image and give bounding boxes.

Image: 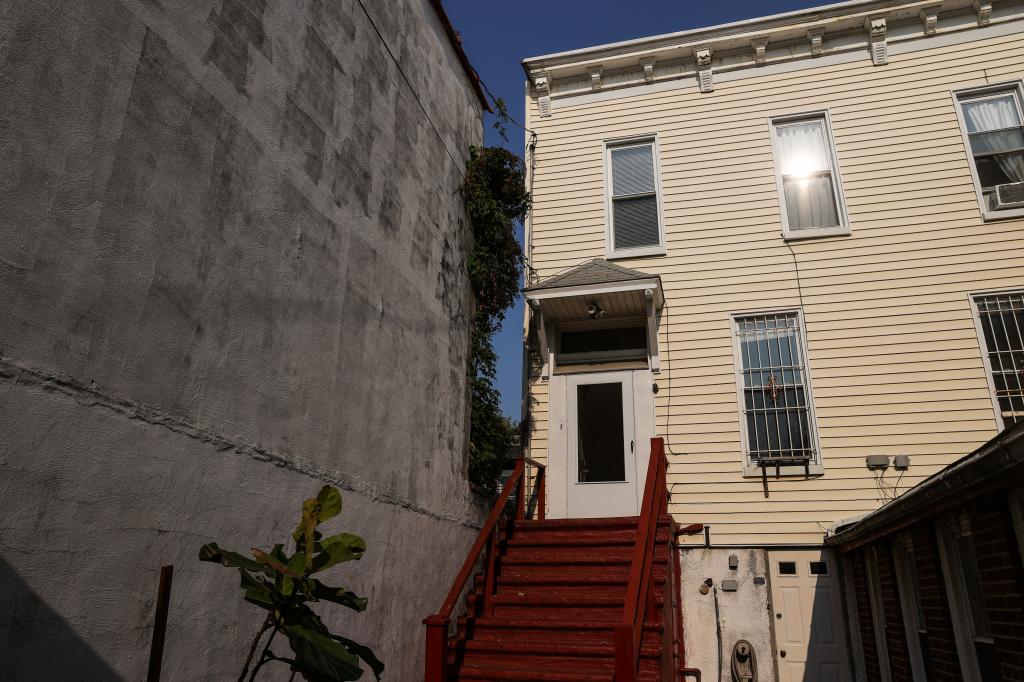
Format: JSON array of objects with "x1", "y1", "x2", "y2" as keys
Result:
[
  {"x1": 963, "y1": 95, "x2": 1024, "y2": 182},
  {"x1": 775, "y1": 121, "x2": 829, "y2": 176},
  {"x1": 776, "y1": 121, "x2": 840, "y2": 229}
]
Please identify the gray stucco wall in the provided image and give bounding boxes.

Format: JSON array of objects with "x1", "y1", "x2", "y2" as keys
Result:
[
  {"x1": 0, "y1": 0, "x2": 484, "y2": 679},
  {"x1": 679, "y1": 548, "x2": 777, "y2": 682}
]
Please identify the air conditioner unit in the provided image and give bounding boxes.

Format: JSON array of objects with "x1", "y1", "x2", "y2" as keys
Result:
[{"x1": 994, "y1": 181, "x2": 1024, "y2": 209}]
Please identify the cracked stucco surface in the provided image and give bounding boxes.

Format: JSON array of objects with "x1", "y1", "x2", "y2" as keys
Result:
[{"x1": 0, "y1": 0, "x2": 484, "y2": 679}]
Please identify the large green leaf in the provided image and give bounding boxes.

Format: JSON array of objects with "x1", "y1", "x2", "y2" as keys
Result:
[
  {"x1": 311, "y1": 533, "x2": 366, "y2": 573},
  {"x1": 315, "y1": 486, "x2": 342, "y2": 524},
  {"x1": 331, "y1": 634, "x2": 384, "y2": 681},
  {"x1": 283, "y1": 622, "x2": 364, "y2": 681},
  {"x1": 238, "y1": 569, "x2": 276, "y2": 609},
  {"x1": 199, "y1": 543, "x2": 271, "y2": 576},
  {"x1": 307, "y1": 580, "x2": 367, "y2": 612},
  {"x1": 282, "y1": 551, "x2": 308, "y2": 596}
]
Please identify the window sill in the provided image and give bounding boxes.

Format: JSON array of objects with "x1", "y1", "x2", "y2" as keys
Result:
[
  {"x1": 782, "y1": 226, "x2": 851, "y2": 241},
  {"x1": 742, "y1": 462, "x2": 824, "y2": 478},
  {"x1": 981, "y1": 206, "x2": 1024, "y2": 221},
  {"x1": 607, "y1": 245, "x2": 666, "y2": 260}
]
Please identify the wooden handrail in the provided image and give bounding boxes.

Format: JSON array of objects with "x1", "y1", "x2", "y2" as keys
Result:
[
  {"x1": 615, "y1": 437, "x2": 668, "y2": 682},
  {"x1": 424, "y1": 457, "x2": 546, "y2": 682}
]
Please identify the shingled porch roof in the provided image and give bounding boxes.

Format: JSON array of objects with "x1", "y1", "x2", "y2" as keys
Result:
[{"x1": 524, "y1": 258, "x2": 660, "y2": 294}]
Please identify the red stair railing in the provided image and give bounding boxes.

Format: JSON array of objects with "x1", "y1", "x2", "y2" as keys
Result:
[
  {"x1": 615, "y1": 437, "x2": 669, "y2": 682},
  {"x1": 423, "y1": 457, "x2": 546, "y2": 682}
]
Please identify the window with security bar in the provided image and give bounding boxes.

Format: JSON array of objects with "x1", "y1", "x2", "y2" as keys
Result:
[
  {"x1": 974, "y1": 291, "x2": 1024, "y2": 430},
  {"x1": 734, "y1": 312, "x2": 818, "y2": 466}
]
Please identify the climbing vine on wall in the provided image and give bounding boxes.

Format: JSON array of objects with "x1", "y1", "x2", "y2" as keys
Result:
[{"x1": 462, "y1": 144, "x2": 530, "y2": 494}]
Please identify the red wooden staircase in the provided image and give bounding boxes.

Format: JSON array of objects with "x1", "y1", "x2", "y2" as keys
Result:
[{"x1": 424, "y1": 438, "x2": 691, "y2": 682}]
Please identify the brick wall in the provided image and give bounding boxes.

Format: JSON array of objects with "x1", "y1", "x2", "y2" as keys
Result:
[
  {"x1": 909, "y1": 521, "x2": 961, "y2": 682},
  {"x1": 843, "y1": 495, "x2": 1024, "y2": 682},
  {"x1": 971, "y1": 495, "x2": 1024, "y2": 682},
  {"x1": 875, "y1": 543, "x2": 912, "y2": 682},
  {"x1": 850, "y1": 549, "x2": 882, "y2": 682}
]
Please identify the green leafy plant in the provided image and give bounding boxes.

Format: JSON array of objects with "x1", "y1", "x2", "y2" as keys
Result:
[
  {"x1": 199, "y1": 486, "x2": 384, "y2": 682},
  {"x1": 462, "y1": 144, "x2": 530, "y2": 493}
]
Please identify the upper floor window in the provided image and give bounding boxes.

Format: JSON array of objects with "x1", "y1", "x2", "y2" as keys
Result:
[
  {"x1": 732, "y1": 311, "x2": 820, "y2": 475},
  {"x1": 971, "y1": 290, "x2": 1024, "y2": 430},
  {"x1": 770, "y1": 113, "x2": 850, "y2": 240},
  {"x1": 955, "y1": 84, "x2": 1024, "y2": 218},
  {"x1": 605, "y1": 139, "x2": 665, "y2": 259}
]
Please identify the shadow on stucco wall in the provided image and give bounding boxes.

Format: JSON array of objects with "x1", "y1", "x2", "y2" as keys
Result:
[{"x1": 0, "y1": 557, "x2": 123, "y2": 682}]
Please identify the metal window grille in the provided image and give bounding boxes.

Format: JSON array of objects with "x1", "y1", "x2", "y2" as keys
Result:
[
  {"x1": 975, "y1": 292, "x2": 1024, "y2": 428},
  {"x1": 736, "y1": 313, "x2": 816, "y2": 464}
]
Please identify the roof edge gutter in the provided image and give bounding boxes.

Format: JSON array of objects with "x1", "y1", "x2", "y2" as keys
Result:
[{"x1": 826, "y1": 422, "x2": 1024, "y2": 551}]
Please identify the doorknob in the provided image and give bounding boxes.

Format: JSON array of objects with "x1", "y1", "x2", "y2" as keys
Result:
[{"x1": 630, "y1": 440, "x2": 634, "y2": 452}]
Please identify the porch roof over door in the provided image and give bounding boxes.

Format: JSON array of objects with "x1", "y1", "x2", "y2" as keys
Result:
[{"x1": 523, "y1": 258, "x2": 664, "y2": 320}]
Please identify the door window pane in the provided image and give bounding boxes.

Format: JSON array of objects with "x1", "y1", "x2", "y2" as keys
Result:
[{"x1": 577, "y1": 383, "x2": 626, "y2": 483}]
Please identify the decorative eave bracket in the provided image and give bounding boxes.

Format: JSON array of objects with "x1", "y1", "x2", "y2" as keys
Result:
[
  {"x1": 920, "y1": 5, "x2": 940, "y2": 35},
  {"x1": 866, "y1": 16, "x2": 888, "y2": 66},
  {"x1": 695, "y1": 45, "x2": 713, "y2": 93},
  {"x1": 534, "y1": 72, "x2": 552, "y2": 118},
  {"x1": 751, "y1": 36, "x2": 769, "y2": 65},
  {"x1": 640, "y1": 56, "x2": 657, "y2": 83},
  {"x1": 807, "y1": 28, "x2": 825, "y2": 57},
  {"x1": 974, "y1": 0, "x2": 992, "y2": 26}
]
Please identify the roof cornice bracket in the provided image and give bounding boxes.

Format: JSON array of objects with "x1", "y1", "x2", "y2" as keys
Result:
[
  {"x1": 974, "y1": 0, "x2": 992, "y2": 26},
  {"x1": 641, "y1": 56, "x2": 657, "y2": 82},
  {"x1": 807, "y1": 28, "x2": 825, "y2": 57},
  {"x1": 920, "y1": 5, "x2": 940, "y2": 35},
  {"x1": 751, "y1": 36, "x2": 769, "y2": 65},
  {"x1": 695, "y1": 45, "x2": 713, "y2": 93},
  {"x1": 866, "y1": 15, "x2": 888, "y2": 65}
]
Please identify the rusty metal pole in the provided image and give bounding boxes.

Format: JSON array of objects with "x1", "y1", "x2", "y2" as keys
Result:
[{"x1": 147, "y1": 565, "x2": 174, "y2": 682}]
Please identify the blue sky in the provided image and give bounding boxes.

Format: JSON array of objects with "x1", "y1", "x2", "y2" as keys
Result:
[{"x1": 443, "y1": 0, "x2": 829, "y2": 418}]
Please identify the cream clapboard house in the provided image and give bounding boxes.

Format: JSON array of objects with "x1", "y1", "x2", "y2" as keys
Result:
[{"x1": 520, "y1": 0, "x2": 1024, "y2": 679}]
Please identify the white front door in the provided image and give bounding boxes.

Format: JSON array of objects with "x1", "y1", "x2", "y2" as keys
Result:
[
  {"x1": 769, "y1": 549, "x2": 852, "y2": 682},
  {"x1": 565, "y1": 371, "x2": 640, "y2": 518}
]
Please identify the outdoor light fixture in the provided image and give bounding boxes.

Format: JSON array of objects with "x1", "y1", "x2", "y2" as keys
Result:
[{"x1": 586, "y1": 301, "x2": 606, "y2": 318}]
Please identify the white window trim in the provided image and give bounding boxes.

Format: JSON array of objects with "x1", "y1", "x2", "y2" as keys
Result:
[
  {"x1": 951, "y1": 79, "x2": 1024, "y2": 222},
  {"x1": 728, "y1": 306, "x2": 824, "y2": 478},
  {"x1": 891, "y1": 534, "x2": 928, "y2": 682},
  {"x1": 604, "y1": 135, "x2": 667, "y2": 260},
  {"x1": 934, "y1": 515, "x2": 985, "y2": 682},
  {"x1": 768, "y1": 110, "x2": 851, "y2": 241},
  {"x1": 968, "y1": 286, "x2": 1024, "y2": 432}
]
